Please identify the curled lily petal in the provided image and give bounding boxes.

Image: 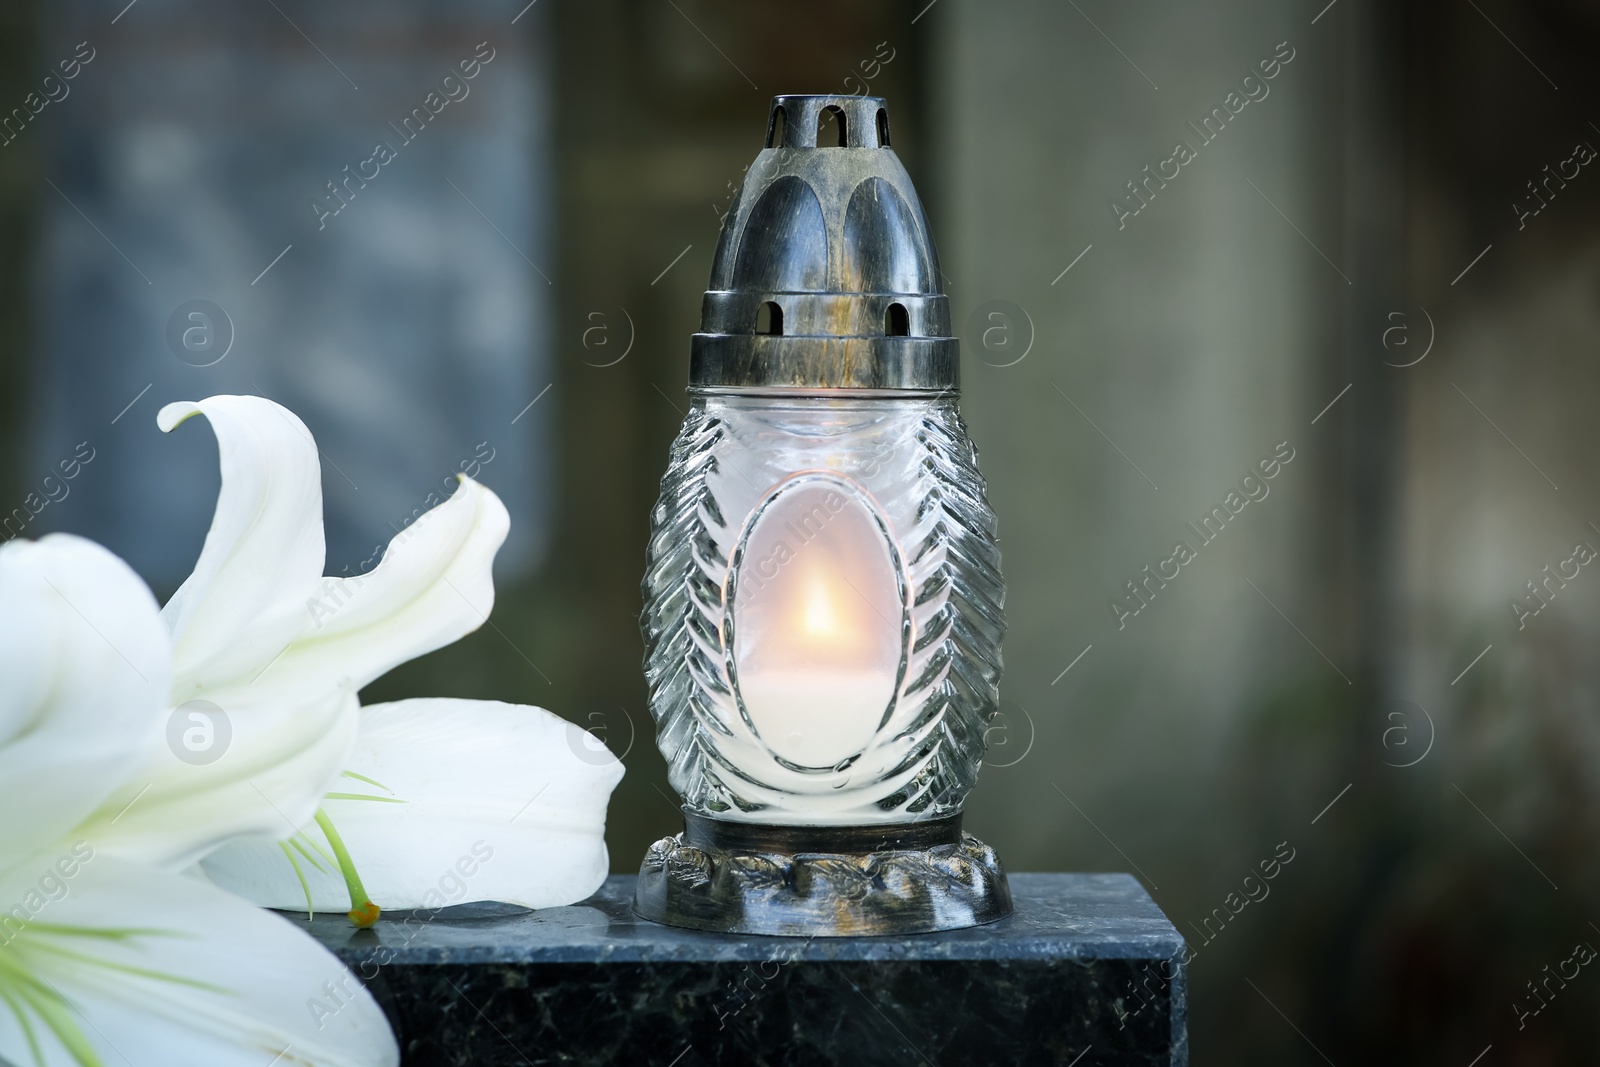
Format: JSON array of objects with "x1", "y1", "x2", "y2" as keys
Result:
[
  {"x1": 158, "y1": 396, "x2": 325, "y2": 700},
  {"x1": 0, "y1": 536, "x2": 169, "y2": 874},
  {"x1": 0, "y1": 853, "x2": 397, "y2": 1067},
  {"x1": 249, "y1": 475, "x2": 510, "y2": 703},
  {"x1": 83, "y1": 409, "x2": 509, "y2": 871},
  {"x1": 202, "y1": 699, "x2": 624, "y2": 911}
]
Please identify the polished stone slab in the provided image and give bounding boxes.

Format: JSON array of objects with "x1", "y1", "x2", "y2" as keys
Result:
[{"x1": 299, "y1": 873, "x2": 1187, "y2": 1066}]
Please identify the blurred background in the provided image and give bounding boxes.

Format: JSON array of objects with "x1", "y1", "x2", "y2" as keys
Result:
[{"x1": 3, "y1": 0, "x2": 1599, "y2": 1062}]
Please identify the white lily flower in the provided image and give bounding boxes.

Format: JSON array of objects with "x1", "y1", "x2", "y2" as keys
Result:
[
  {"x1": 0, "y1": 535, "x2": 397, "y2": 1067},
  {"x1": 70, "y1": 393, "x2": 623, "y2": 914},
  {"x1": 73, "y1": 395, "x2": 514, "y2": 877}
]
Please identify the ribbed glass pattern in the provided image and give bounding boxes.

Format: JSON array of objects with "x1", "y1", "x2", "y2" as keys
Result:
[{"x1": 642, "y1": 394, "x2": 1005, "y2": 824}]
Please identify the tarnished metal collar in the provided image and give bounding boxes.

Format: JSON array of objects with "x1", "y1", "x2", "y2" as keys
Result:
[{"x1": 689, "y1": 95, "x2": 958, "y2": 393}]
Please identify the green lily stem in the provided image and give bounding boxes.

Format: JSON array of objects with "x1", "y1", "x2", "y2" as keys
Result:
[{"x1": 313, "y1": 808, "x2": 380, "y2": 928}]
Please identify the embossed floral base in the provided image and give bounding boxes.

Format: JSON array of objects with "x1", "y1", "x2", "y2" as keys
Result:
[{"x1": 634, "y1": 815, "x2": 1012, "y2": 937}]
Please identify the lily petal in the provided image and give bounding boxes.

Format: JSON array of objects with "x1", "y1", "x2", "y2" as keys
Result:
[
  {"x1": 202, "y1": 699, "x2": 624, "y2": 911},
  {"x1": 75, "y1": 685, "x2": 361, "y2": 873},
  {"x1": 0, "y1": 853, "x2": 397, "y2": 1067},
  {"x1": 243, "y1": 475, "x2": 510, "y2": 704},
  {"x1": 158, "y1": 396, "x2": 326, "y2": 699},
  {"x1": 0, "y1": 536, "x2": 169, "y2": 875},
  {"x1": 79, "y1": 408, "x2": 508, "y2": 872}
]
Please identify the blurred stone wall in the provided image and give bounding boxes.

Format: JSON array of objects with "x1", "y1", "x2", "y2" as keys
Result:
[
  {"x1": 937, "y1": 0, "x2": 1600, "y2": 1061},
  {"x1": 934, "y1": 1, "x2": 1383, "y2": 1058},
  {"x1": 24, "y1": 0, "x2": 552, "y2": 588}
]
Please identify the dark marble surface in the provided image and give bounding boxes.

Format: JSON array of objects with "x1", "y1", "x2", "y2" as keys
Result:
[{"x1": 299, "y1": 874, "x2": 1188, "y2": 1066}]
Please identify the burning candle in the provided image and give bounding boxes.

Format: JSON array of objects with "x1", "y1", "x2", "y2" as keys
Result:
[{"x1": 636, "y1": 94, "x2": 1010, "y2": 935}]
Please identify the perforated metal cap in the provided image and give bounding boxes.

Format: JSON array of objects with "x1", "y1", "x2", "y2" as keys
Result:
[{"x1": 689, "y1": 95, "x2": 957, "y2": 392}]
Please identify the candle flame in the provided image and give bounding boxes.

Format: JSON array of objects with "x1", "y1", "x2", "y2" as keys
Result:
[{"x1": 801, "y1": 573, "x2": 838, "y2": 637}]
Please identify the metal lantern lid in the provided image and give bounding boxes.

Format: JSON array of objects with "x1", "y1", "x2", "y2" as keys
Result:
[{"x1": 690, "y1": 94, "x2": 957, "y2": 393}]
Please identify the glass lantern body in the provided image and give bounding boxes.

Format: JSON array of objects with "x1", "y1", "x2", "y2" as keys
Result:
[{"x1": 643, "y1": 390, "x2": 1004, "y2": 826}]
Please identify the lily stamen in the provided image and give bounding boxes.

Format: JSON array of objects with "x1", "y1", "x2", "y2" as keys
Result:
[{"x1": 313, "y1": 809, "x2": 380, "y2": 928}]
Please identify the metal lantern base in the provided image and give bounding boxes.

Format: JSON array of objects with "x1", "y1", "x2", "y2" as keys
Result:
[{"x1": 634, "y1": 812, "x2": 1012, "y2": 937}]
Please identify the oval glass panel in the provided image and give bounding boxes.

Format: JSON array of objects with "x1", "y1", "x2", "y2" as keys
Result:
[{"x1": 729, "y1": 476, "x2": 905, "y2": 770}]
